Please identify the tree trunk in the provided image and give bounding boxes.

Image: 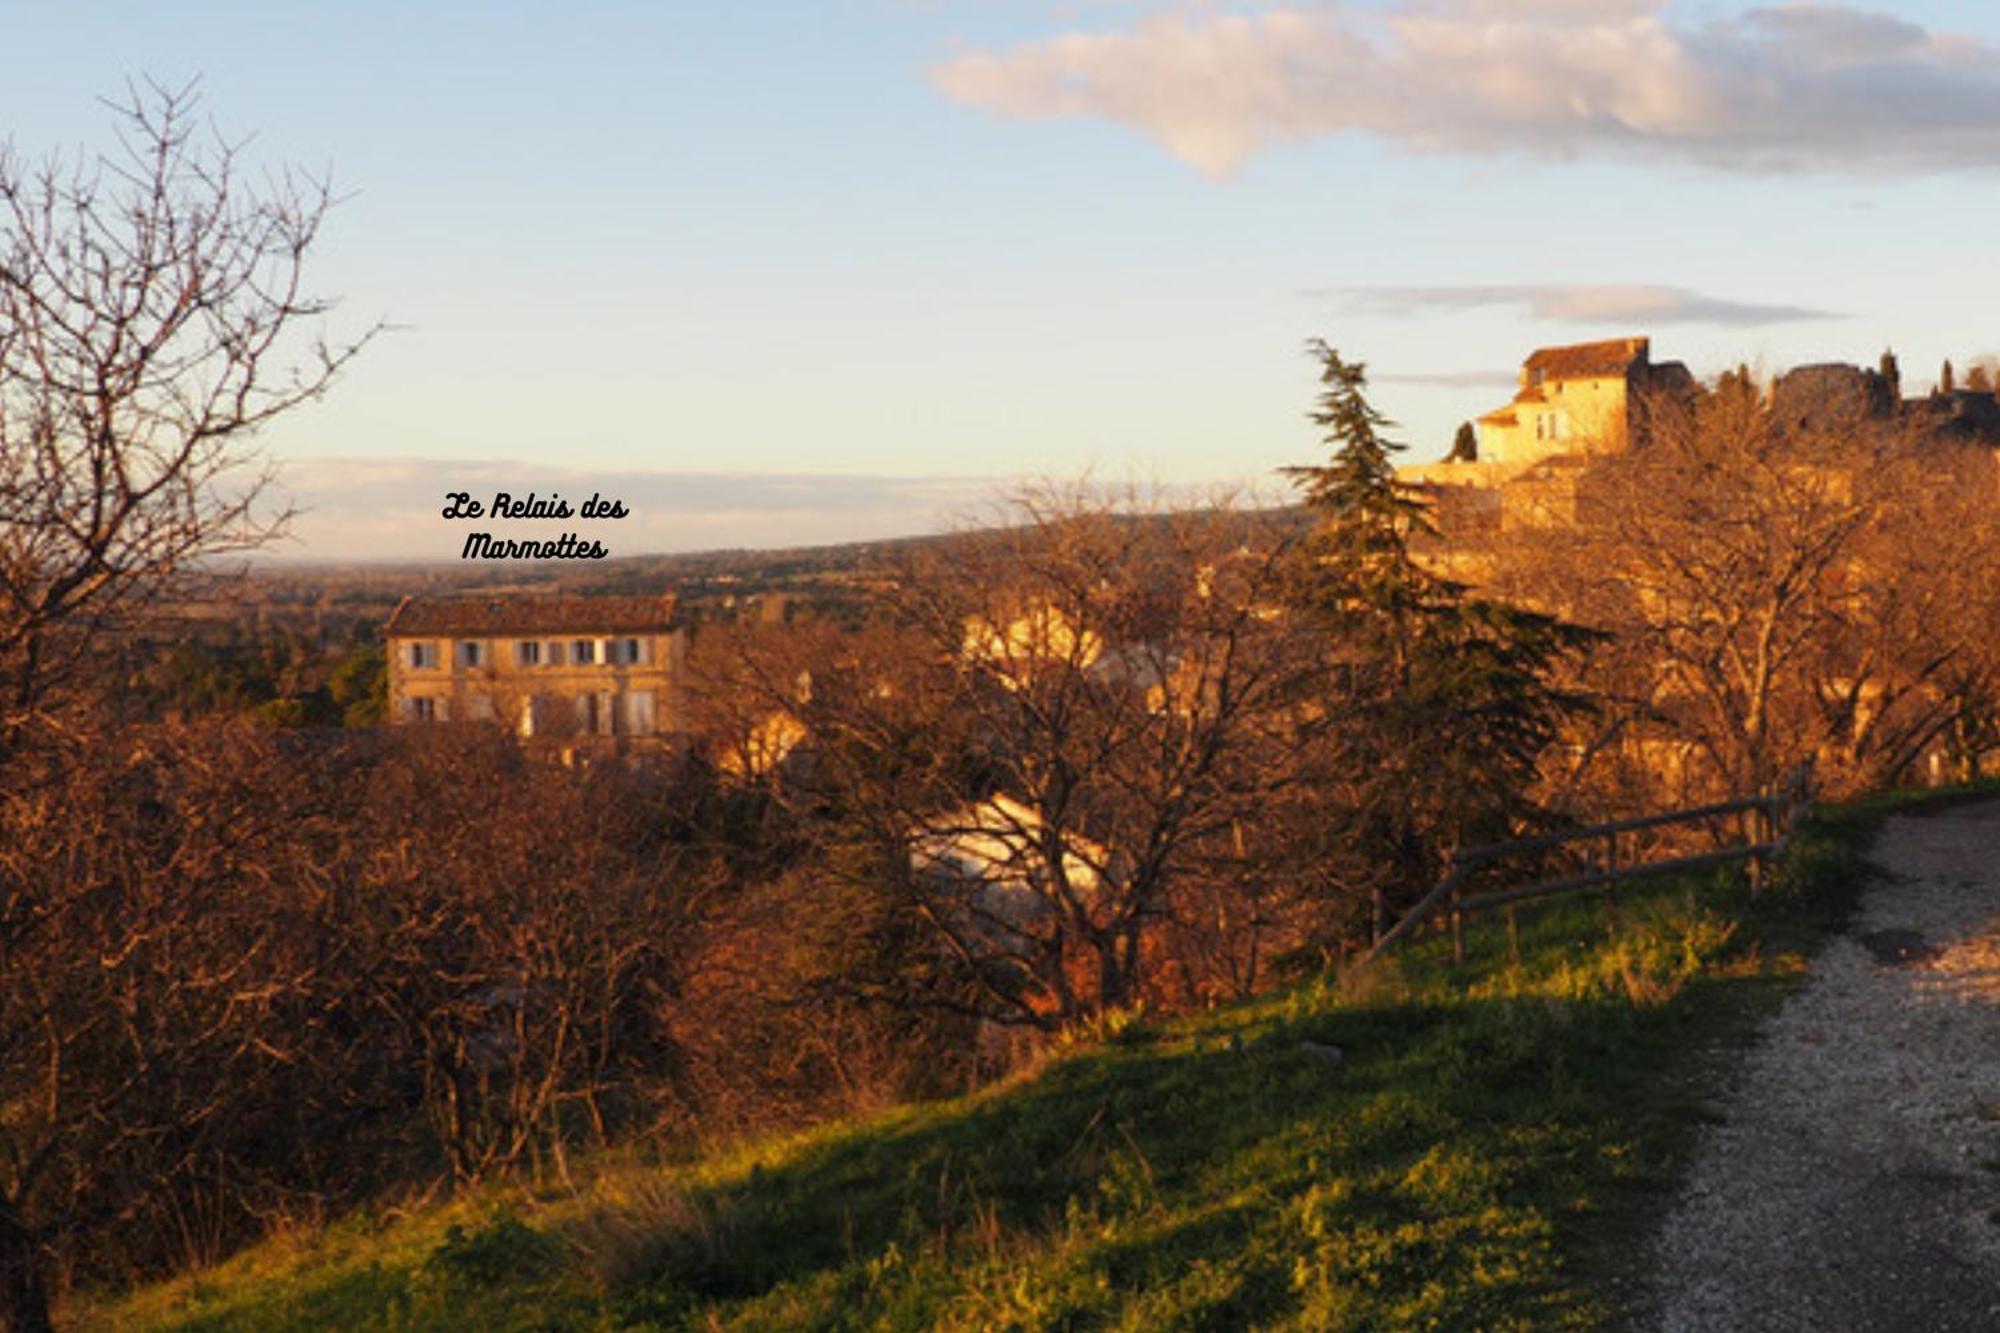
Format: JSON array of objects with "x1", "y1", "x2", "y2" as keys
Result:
[{"x1": 0, "y1": 1214, "x2": 54, "y2": 1333}]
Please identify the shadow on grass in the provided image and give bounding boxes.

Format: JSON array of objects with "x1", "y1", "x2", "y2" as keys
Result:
[{"x1": 608, "y1": 912, "x2": 1798, "y2": 1329}]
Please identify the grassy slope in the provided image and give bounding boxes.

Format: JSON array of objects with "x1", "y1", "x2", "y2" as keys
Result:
[{"x1": 88, "y1": 787, "x2": 1983, "y2": 1333}]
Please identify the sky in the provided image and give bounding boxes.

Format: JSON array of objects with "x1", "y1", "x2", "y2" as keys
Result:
[{"x1": 9, "y1": 0, "x2": 2000, "y2": 561}]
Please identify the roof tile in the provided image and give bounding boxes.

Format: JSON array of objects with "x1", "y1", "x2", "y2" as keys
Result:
[
  {"x1": 385, "y1": 592, "x2": 679, "y2": 636},
  {"x1": 1523, "y1": 337, "x2": 1649, "y2": 380}
]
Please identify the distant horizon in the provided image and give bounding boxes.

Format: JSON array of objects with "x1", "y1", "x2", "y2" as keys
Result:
[{"x1": 257, "y1": 456, "x2": 1294, "y2": 565}]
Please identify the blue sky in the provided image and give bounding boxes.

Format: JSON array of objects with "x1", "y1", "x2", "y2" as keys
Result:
[{"x1": 9, "y1": 1, "x2": 2000, "y2": 559}]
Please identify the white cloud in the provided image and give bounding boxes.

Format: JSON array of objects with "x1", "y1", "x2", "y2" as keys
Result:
[
  {"x1": 932, "y1": 2, "x2": 2000, "y2": 177},
  {"x1": 1334, "y1": 283, "x2": 1842, "y2": 326}
]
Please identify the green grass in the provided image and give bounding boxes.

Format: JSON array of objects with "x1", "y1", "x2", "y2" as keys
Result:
[{"x1": 82, "y1": 785, "x2": 1995, "y2": 1332}]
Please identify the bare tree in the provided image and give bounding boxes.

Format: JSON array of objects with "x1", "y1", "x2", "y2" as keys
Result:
[
  {"x1": 0, "y1": 82, "x2": 374, "y2": 1330},
  {"x1": 1486, "y1": 379, "x2": 2000, "y2": 802},
  {"x1": 0, "y1": 80, "x2": 377, "y2": 750},
  {"x1": 709, "y1": 490, "x2": 1321, "y2": 1029}
]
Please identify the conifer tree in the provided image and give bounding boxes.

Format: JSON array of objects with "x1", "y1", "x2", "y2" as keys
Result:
[
  {"x1": 1281, "y1": 341, "x2": 1594, "y2": 930},
  {"x1": 1879, "y1": 348, "x2": 1901, "y2": 402},
  {"x1": 1941, "y1": 359, "x2": 1956, "y2": 394},
  {"x1": 1280, "y1": 339, "x2": 1448, "y2": 646},
  {"x1": 1448, "y1": 420, "x2": 1478, "y2": 462}
]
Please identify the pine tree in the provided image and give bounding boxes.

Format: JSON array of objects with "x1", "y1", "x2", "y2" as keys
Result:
[
  {"x1": 1281, "y1": 342, "x2": 1595, "y2": 929},
  {"x1": 1878, "y1": 348, "x2": 1901, "y2": 403},
  {"x1": 1448, "y1": 420, "x2": 1478, "y2": 462},
  {"x1": 1941, "y1": 359, "x2": 1956, "y2": 394},
  {"x1": 1280, "y1": 340, "x2": 1452, "y2": 644}
]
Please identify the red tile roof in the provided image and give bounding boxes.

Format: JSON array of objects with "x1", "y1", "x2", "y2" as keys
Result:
[
  {"x1": 385, "y1": 592, "x2": 679, "y2": 636},
  {"x1": 1523, "y1": 337, "x2": 1649, "y2": 380}
]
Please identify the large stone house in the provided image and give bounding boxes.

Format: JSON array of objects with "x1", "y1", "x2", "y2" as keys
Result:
[
  {"x1": 1476, "y1": 336, "x2": 1693, "y2": 467},
  {"x1": 1397, "y1": 337, "x2": 1694, "y2": 551},
  {"x1": 384, "y1": 592, "x2": 686, "y2": 755}
]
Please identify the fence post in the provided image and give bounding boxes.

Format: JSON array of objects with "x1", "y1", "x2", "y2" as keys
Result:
[
  {"x1": 1360, "y1": 861, "x2": 1466, "y2": 967},
  {"x1": 1747, "y1": 778, "x2": 1770, "y2": 895},
  {"x1": 1450, "y1": 880, "x2": 1466, "y2": 966}
]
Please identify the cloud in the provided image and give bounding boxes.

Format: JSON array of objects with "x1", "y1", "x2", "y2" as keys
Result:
[
  {"x1": 931, "y1": 1, "x2": 2000, "y2": 177},
  {"x1": 263, "y1": 459, "x2": 1017, "y2": 563},
  {"x1": 1332, "y1": 283, "x2": 1843, "y2": 326}
]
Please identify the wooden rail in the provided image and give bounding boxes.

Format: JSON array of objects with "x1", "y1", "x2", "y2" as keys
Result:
[{"x1": 1362, "y1": 760, "x2": 1815, "y2": 966}]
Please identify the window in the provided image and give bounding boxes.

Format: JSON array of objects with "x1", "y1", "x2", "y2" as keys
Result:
[
  {"x1": 410, "y1": 697, "x2": 439, "y2": 722},
  {"x1": 545, "y1": 640, "x2": 565, "y2": 666},
  {"x1": 407, "y1": 641, "x2": 435, "y2": 670},
  {"x1": 572, "y1": 638, "x2": 597, "y2": 665},
  {"x1": 457, "y1": 640, "x2": 483, "y2": 669},
  {"x1": 577, "y1": 691, "x2": 616, "y2": 734},
  {"x1": 617, "y1": 637, "x2": 645, "y2": 666},
  {"x1": 516, "y1": 640, "x2": 541, "y2": 667},
  {"x1": 625, "y1": 689, "x2": 656, "y2": 736}
]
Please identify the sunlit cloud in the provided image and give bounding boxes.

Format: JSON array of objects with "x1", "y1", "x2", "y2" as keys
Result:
[
  {"x1": 932, "y1": 1, "x2": 2000, "y2": 178},
  {"x1": 1331, "y1": 283, "x2": 1843, "y2": 326}
]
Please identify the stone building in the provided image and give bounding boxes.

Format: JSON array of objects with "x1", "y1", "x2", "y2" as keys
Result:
[
  {"x1": 1402, "y1": 335, "x2": 2000, "y2": 532},
  {"x1": 383, "y1": 591, "x2": 686, "y2": 756},
  {"x1": 1475, "y1": 337, "x2": 1694, "y2": 468}
]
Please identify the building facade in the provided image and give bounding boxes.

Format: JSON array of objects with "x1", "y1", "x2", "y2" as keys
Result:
[
  {"x1": 383, "y1": 592, "x2": 686, "y2": 755},
  {"x1": 1474, "y1": 336, "x2": 1695, "y2": 468}
]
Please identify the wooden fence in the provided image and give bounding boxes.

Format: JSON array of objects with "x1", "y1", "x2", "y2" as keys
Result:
[{"x1": 1363, "y1": 761, "x2": 1817, "y2": 966}]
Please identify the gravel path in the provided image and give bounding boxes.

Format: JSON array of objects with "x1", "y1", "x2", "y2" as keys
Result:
[{"x1": 1648, "y1": 798, "x2": 2000, "y2": 1332}]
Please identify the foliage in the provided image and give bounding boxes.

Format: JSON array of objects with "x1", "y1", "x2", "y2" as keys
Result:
[
  {"x1": 1488, "y1": 376, "x2": 2000, "y2": 799},
  {"x1": 329, "y1": 645, "x2": 388, "y2": 727},
  {"x1": 0, "y1": 723, "x2": 705, "y2": 1322}
]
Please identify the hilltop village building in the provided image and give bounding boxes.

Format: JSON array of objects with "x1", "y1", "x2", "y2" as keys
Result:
[
  {"x1": 384, "y1": 592, "x2": 686, "y2": 756},
  {"x1": 1471, "y1": 336, "x2": 1694, "y2": 470},
  {"x1": 1402, "y1": 335, "x2": 2000, "y2": 531}
]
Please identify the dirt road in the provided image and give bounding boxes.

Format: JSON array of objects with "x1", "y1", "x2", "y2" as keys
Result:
[{"x1": 1649, "y1": 798, "x2": 2000, "y2": 1332}]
